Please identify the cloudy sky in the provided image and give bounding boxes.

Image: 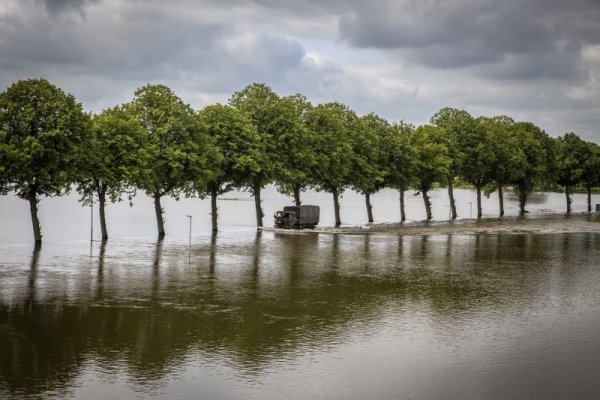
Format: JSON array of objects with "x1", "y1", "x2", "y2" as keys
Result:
[{"x1": 1, "y1": 0, "x2": 599, "y2": 141}]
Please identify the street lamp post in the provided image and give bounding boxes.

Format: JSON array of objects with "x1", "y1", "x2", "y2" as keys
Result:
[{"x1": 186, "y1": 215, "x2": 192, "y2": 247}]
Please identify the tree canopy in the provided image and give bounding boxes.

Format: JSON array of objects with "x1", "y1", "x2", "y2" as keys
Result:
[
  {"x1": 76, "y1": 105, "x2": 149, "y2": 240},
  {"x1": 229, "y1": 83, "x2": 279, "y2": 227},
  {"x1": 306, "y1": 102, "x2": 355, "y2": 226},
  {"x1": 128, "y1": 84, "x2": 214, "y2": 238},
  {"x1": 2, "y1": 78, "x2": 600, "y2": 242},
  {"x1": 199, "y1": 103, "x2": 264, "y2": 231},
  {"x1": 0, "y1": 78, "x2": 89, "y2": 243}
]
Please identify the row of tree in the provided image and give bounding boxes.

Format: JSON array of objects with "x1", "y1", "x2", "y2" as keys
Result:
[{"x1": 1, "y1": 79, "x2": 599, "y2": 244}]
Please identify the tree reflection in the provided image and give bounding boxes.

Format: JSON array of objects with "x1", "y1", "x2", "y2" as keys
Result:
[
  {"x1": 0, "y1": 232, "x2": 598, "y2": 396},
  {"x1": 95, "y1": 240, "x2": 107, "y2": 300}
]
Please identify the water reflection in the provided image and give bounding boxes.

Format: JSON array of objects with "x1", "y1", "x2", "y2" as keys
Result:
[{"x1": 1, "y1": 232, "x2": 600, "y2": 398}]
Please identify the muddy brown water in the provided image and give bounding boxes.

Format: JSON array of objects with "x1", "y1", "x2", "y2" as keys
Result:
[{"x1": 1, "y1": 187, "x2": 599, "y2": 399}]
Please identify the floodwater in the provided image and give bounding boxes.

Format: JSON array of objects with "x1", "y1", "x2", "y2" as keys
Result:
[{"x1": 1, "y1": 187, "x2": 599, "y2": 399}]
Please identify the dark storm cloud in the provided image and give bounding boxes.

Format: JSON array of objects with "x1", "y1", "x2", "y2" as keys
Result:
[
  {"x1": 0, "y1": 1, "x2": 308, "y2": 95},
  {"x1": 1, "y1": 0, "x2": 599, "y2": 141},
  {"x1": 338, "y1": 0, "x2": 600, "y2": 78},
  {"x1": 37, "y1": 0, "x2": 100, "y2": 15}
]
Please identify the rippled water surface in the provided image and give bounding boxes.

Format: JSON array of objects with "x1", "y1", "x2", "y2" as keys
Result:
[{"x1": 1, "y1": 187, "x2": 600, "y2": 399}]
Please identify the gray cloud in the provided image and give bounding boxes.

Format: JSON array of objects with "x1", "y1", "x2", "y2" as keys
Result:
[
  {"x1": 36, "y1": 0, "x2": 100, "y2": 15},
  {"x1": 339, "y1": 0, "x2": 600, "y2": 79},
  {"x1": 1, "y1": 0, "x2": 599, "y2": 141}
]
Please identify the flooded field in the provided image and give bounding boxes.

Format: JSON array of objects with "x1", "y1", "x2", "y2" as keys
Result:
[{"x1": 1, "y1": 187, "x2": 599, "y2": 399}]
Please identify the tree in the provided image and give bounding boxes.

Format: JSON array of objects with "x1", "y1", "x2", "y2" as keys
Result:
[
  {"x1": 479, "y1": 115, "x2": 517, "y2": 217},
  {"x1": 555, "y1": 132, "x2": 590, "y2": 213},
  {"x1": 430, "y1": 107, "x2": 469, "y2": 219},
  {"x1": 581, "y1": 141, "x2": 600, "y2": 212},
  {"x1": 0, "y1": 78, "x2": 89, "y2": 244},
  {"x1": 382, "y1": 122, "x2": 415, "y2": 222},
  {"x1": 199, "y1": 104, "x2": 264, "y2": 232},
  {"x1": 349, "y1": 113, "x2": 388, "y2": 223},
  {"x1": 128, "y1": 84, "x2": 213, "y2": 239},
  {"x1": 509, "y1": 122, "x2": 548, "y2": 215},
  {"x1": 76, "y1": 106, "x2": 148, "y2": 240},
  {"x1": 454, "y1": 115, "x2": 494, "y2": 219},
  {"x1": 270, "y1": 94, "x2": 318, "y2": 206},
  {"x1": 229, "y1": 83, "x2": 279, "y2": 227},
  {"x1": 306, "y1": 102, "x2": 355, "y2": 226},
  {"x1": 410, "y1": 125, "x2": 450, "y2": 220}
]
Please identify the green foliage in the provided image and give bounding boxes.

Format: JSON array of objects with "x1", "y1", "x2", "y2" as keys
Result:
[
  {"x1": 3, "y1": 77, "x2": 600, "y2": 232},
  {"x1": 478, "y1": 115, "x2": 518, "y2": 194},
  {"x1": 270, "y1": 94, "x2": 319, "y2": 197},
  {"x1": 349, "y1": 113, "x2": 388, "y2": 196},
  {"x1": 581, "y1": 141, "x2": 600, "y2": 189},
  {"x1": 555, "y1": 132, "x2": 590, "y2": 188},
  {"x1": 76, "y1": 106, "x2": 149, "y2": 205},
  {"x1": 410, "y1": 125, "x2": 450, "y2": 192},
  {"x1": 228, "y1": 83, "x2": 279, "y2": 192},
  {"x1": 0, "y1": 78, "x2": 89, "y2": 199},
  {"x1": 382, "y1": 121, "x2": 415, "y2": 191},
  {"x1": 510, "y1": 122, "x2": 550, "y2": 189},
  {"x1": 127, "y1": 84, "x2": 214, "y2": 198},
  {"x1": 199, "y1": 104, "x2": 264, "y2": 194},
  {"x1": 305, "y1": 102, "x2": 355, "y2": 194},
  {"x1": 452, "y1": 113, "x2": 493, "y2": 189},
  {"x1": 430, "y1": 107, "x2": 470, "y2": 176}
]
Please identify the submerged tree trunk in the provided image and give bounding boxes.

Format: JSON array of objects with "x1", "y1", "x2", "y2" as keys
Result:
[
  {"x1": 210, "y1": 182, "x2": 218, "y2": 232},
  {"x1": 498, "y1": 182, "x2": 504, "y2": 217},
  {"x1": 28, "y1": 191, "x2": 42, "y2": 244},
  {"x1": 399, "y1": 189, "x2": 406, "y2": 222},
  {"x1": 293, "y1": 186, "x2": 301, "y2": 206},
  {"x1": 253, "y1": 183, "x2": 263, "y2": 228},
  {"x1": 476, "y1": 183, "x2": 483, "y2": 219},
  {"x1": 565, "y1": 185, "x2": 572, "y2": 214},
  {"x1": 365, "y1": 192, "x2": 374, "y2": 223},
  {"x1": 98, "y1": 186, "x2": 108, "y2": 240},
  {"x1": 422, "y1": 189, "x2": 432, "y2": 220},
  {"x1": 153, "y1": 192, "x2": 165, "y2": 239},
  {"x1": 448, "y1": 177, "x2": 457, "y2": 219},
  {"x1": 518, "y1": 182, "x2": 527, "y2": 215},
  {"x1": 587, "y1": 185, "x2": 592, "y2": 213},
  {"x1": 332, "y1": 188, "x2": 341, "y2": 227}
]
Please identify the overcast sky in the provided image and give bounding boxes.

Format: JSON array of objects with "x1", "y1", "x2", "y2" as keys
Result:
[{"x1": 1, "y1": 0, "x2": 599, "y2": 141}]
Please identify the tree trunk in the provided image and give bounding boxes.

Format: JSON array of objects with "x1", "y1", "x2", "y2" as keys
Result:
[
  {"x1": 28, "y1": 192, "x2": 42, "y2": 244},
  {"x1": 253, "y1": 183, "x2": 263, "y2": 227},
  {"x1": 98, "y1": 188, "x2": 108, "y2": 240},
  {"x1": 399, "y1": 189, "x2": 406, "y2": 222},
  {"x1": 565, "y1": 185, "x2": 572, "y2": 214},
  {"x1": 518, "y1": 182, "x2": 527, "y2": 215},
  {"x1": 587, "y1": 185, "x2": 592, "y2": 213},
  {"x1": 153, "y1": 192, "x2": 165, "y2": 239},
  {"x1": 476, "y1": 183, "x2": 483, "y2": 219},
  {"x1": 422, "y1": 189, "x2": 432, "y2": 220},
  {"x1": 448, "y1": 177, "x2": 457, "y2": 219},
  {"x1": 332, "y1": 188, "x2": 341, "y2": 227},
  {"x1": 293, "y1": 186, "x2": 301, "y2": 206},
  {"x1": 498, "y1": 182, "x2": 504, "y2": 217},
  {"x1": 365, "y1": 192, "x2": 374, "y2": 223},
  {"x1": 210, "y1": 182, "x2": 218, "y2": 232}
]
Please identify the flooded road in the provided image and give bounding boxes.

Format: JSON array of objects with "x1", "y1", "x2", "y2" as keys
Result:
[{"x1": 1, "y1": 187, "x2": 600, "y2": 399}]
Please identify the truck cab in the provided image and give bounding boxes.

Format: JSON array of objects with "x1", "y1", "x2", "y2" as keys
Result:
[{"x1": 274, "y1": 210, "x2": 298, "y2": 228}]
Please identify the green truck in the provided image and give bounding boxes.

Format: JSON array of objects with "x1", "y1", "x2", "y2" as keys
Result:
[{"x1": 274, "y1": 205, "x2": 320, "y2": 229}]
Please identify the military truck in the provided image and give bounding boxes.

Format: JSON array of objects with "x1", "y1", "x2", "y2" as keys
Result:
[{"x1": 274, "y1": 205, "x2": 320, "y2": 229}]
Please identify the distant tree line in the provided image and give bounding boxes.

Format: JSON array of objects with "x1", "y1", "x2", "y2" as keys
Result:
[{"x1": 1, "y1": 79, "x2": 599, "y2": 244}]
